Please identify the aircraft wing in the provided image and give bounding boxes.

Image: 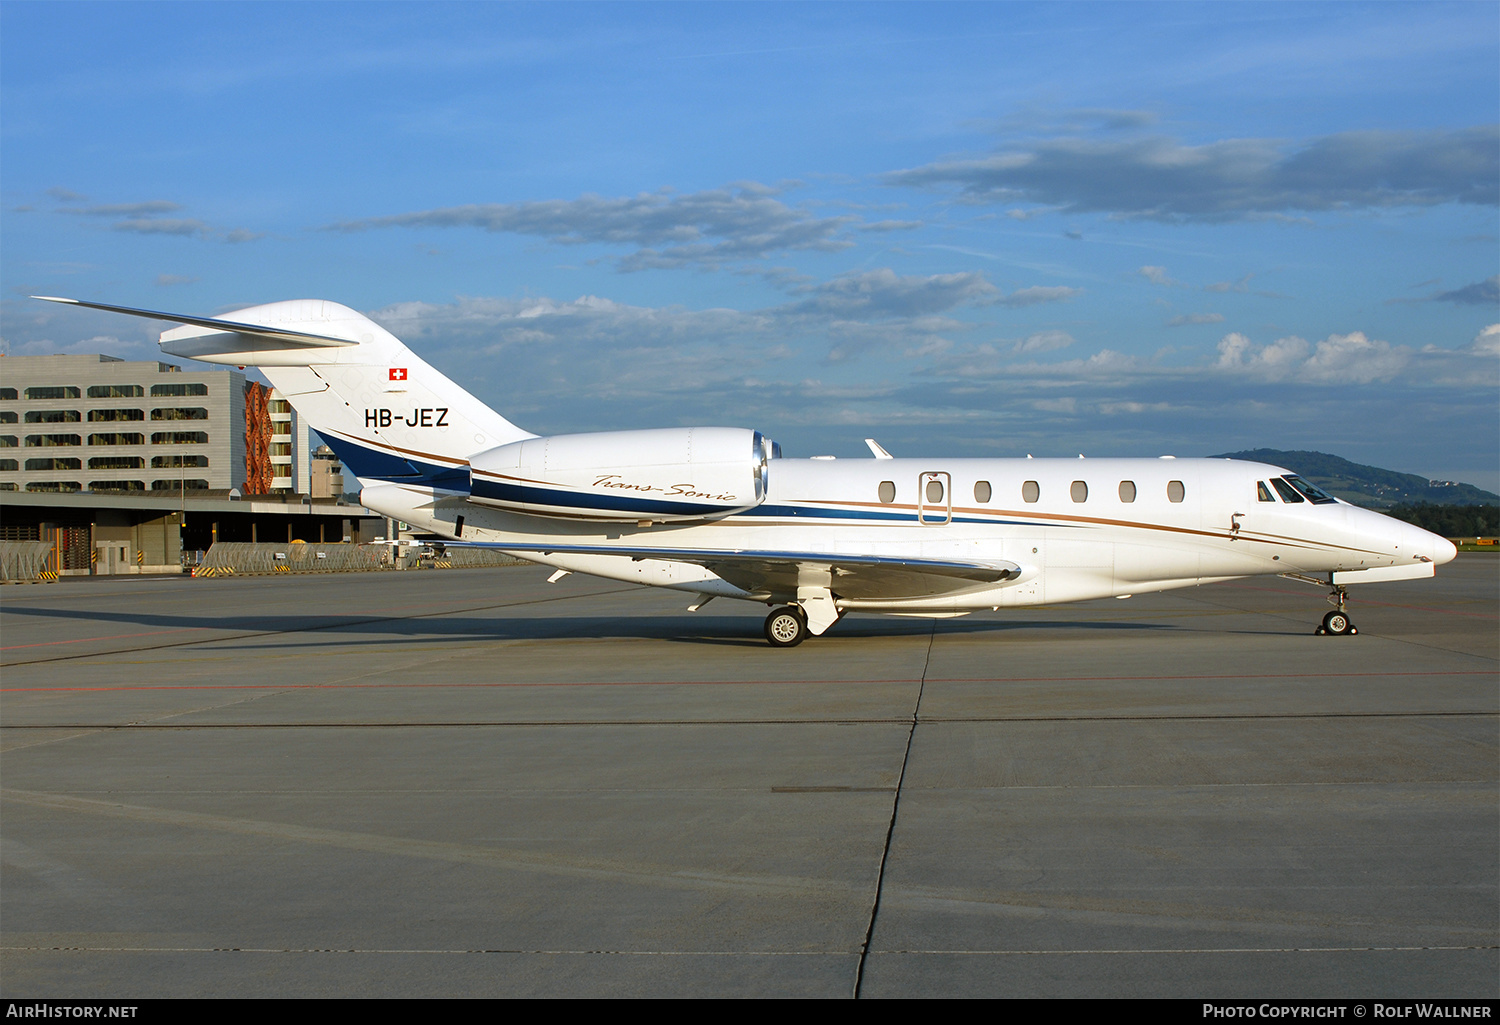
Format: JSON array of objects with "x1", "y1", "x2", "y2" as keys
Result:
[{"x1": 457, "y1": 542, "x2": 1022, "y2": 600}]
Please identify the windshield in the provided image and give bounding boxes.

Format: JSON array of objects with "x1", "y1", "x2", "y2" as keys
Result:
[{"x1": 1282, "y1": 475, "x2": 1337, "y2": 505}]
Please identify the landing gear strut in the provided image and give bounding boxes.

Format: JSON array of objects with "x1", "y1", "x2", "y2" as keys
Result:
[
  {"x1": 764, "y1": 606, "x2": 808, "y2": 647},
  {"x1": 1315, "y1": 585, "x2": 1358, "y2": 636}
]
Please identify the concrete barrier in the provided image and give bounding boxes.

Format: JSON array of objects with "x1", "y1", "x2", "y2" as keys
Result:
[{"x1": 0, "y1": 541, "x2": 57, "y2": 582}]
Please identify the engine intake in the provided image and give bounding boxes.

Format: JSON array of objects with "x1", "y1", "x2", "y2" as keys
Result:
[{"x1": 468, "y1": 427, "x2": 774, "y2": 522}]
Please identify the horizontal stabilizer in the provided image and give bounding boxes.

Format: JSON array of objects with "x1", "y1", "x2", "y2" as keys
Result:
[{"x1": 31, "y1": 296, "x2": 357, "y2": 348}]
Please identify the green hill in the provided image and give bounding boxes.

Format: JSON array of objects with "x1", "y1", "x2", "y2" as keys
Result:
[{"x1": 1210, "y1": 449, "x2": 1498, "y2": 509}]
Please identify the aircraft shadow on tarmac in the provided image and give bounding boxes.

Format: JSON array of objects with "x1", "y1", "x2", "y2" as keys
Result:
[{"x1": 0, "y1": 601, "x2": 1181, "y2": 656}]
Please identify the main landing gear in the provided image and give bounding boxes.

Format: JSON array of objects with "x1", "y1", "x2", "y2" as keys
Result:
[
  {"x1": 1315, "y1": 585, "x2": 1358, "y2": 637},
  {"x1": 764, "y1": 606, "x2": 808, "y2": 647}
]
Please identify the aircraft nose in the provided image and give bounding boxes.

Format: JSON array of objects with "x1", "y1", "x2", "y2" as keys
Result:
[{"x1": 1402, "y1": 519, "x2": 1456, "y2": 566}]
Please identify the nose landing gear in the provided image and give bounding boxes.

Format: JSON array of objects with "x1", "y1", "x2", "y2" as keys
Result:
[{"x1": 1315, "y1": 585, "x2": 1358, "y2": 636}]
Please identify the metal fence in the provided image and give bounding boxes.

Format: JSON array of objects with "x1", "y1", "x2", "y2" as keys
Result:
[
  {"x1": 193, "y1": 542, "x2": 527, "y2": 576},
  {"x1": 0, "y1": 541, "x2": 57, "y2": 582}
]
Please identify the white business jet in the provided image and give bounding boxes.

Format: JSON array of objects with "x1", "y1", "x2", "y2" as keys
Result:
[{"x1": 36, "y1": 296, "x2": 1457, "y2": 646}]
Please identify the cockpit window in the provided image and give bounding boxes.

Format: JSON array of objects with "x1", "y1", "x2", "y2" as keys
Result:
[
  {"x1": 1270, "y1": 478, "x2": 1304, "y2": 503},
  {"x1": 1282, "y1": 475, "x2": 1336, "y2": 505},
  {"x1": 1257, "y1": 481, "x2": 1275, "y2": 503}
]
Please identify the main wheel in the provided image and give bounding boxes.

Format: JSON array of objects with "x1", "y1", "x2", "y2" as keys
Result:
[
  {"x1": 764, "y1": 606, "x2": 807, "y2": 647},
  {"x1": 1322, "y1": 610, "x2": 1353, "y2": 636}
]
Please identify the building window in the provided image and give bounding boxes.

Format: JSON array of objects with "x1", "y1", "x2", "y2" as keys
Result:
[
  {"x1": 25, "y1": 410, "x2": 80, "y2": 423},
  {"x1": 0, "y1": 412, "x2": 15, "y2": 424},
  {"x1": 90, "y1": 456, "x2": 145, "y2": 470},
  {"x1": 89, "y1": 432, "x2": 145, "y2": 446},
  {"x1": 0, "y1": 387, "x2": 16, "y2": 400},
  {"x1": 24, "y1": 386, "x2": 80, "y2": 400},
  {"x1": 270, "y1": 442, "x2": 293, "y2": 457},
  {"x1": 26, "y1": 481, "x2": 81, "y2": 493},
  {"x1": 271, "y1": 421, "x2": 292, "y2": 435},
  {"x1": 877, "y1": 480, "x2": 896, "y2": 503},
  {"x1": 269, "y1": 399, "x2": 291, "y2": 414},
  {"x1": 25, "y1": 434, "x2": 81, "y2": 447},
  {"x1": 152, "y1": 431, "x2": 208, "y2": 445},
  {"x1": 0, "y1": 436, "x2": 16, "y2": 447},
  {"x1": 152, "y1": 454, "x2": 208, "y2": 468},
  {"x1": 1070, "y1": 481, "x2": 1088, "y2": 503},
  {"x1": 90, "y1": 480, "x2": 147, "y2": 492},
  {"x1": 1167, "y1": 480, "x2": 1186, "y2": 503},
  {"x1": 0, "y1": 459, "x2": 16, "y2": 471},
  {"x1": 1022, "y1": 480, "x2": 1040, "y2": 503},
  {"x1": 974, "y1": 481, "x2": 992, "y2": 503},
  {"x1": 151, "y1": 407, "x2": 208, "y2": 421},
  {"x1": 88, "y1": 384, "x2": 144, "y2": 398},
  {"x1": 151, "y1": 479, "x2": 209, "y2": 491},
  {"x1": 25, "y1": 457, "x2": 82, "y2": 471},
  {"x1": 88, "y1": 408, "x2": 145, "y2": 422},
  {"x1": 1118, "y1": 480, "x2": 1137, "y2": 503},
  {"x1": 151, "y1": 383, "x2": 208, "y2": 397}
]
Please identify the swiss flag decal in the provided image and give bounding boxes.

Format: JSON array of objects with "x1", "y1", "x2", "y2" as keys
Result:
[{"x1": 389, "y1": 368, "x2": 407, "y2": 381}]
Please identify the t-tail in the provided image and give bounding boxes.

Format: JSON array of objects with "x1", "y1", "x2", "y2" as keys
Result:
[{"x1": 31, "y1": 296, "x2": 533, "y2": 488}]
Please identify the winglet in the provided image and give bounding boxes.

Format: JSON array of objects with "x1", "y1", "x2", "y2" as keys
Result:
[{"x1": 865, "y1": 438, "x2": 894, "y2": 459}]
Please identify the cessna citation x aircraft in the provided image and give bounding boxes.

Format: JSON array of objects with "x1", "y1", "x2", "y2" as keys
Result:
[{"x1": 38, "y1": 296, "x2": 1458, "y2": 646}]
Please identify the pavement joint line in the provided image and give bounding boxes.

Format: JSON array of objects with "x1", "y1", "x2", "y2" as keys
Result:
[
  {"x1": 6, "y1": 944, "x2": 1489, "y2": 955},
  {"x1": 853, "y1": 621, "x2": 934, "y2": 999},
  {"x1": 0, "y1": 584, "x2": 641, "y2": 667},
  {"x1": 5, "y1": 711, "x2": 1495, "y2": 728}
]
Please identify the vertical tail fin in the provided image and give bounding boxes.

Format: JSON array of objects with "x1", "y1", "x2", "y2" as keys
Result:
[{"x1": 34, "y1": 296, "x2": 532, "y2": 485}]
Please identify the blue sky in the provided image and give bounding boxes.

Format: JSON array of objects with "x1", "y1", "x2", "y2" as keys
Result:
[{"x1": 3, "y1": 2, "x2": 1496, "y2": 489}]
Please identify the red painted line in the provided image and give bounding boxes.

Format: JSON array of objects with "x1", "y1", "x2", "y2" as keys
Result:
[
  {"x1": 3, "y1": 669, "x2": 1491, "y2": 694},
  {"x1": 1218, "y1": 582, "x2": 1498, "y2": 619}
]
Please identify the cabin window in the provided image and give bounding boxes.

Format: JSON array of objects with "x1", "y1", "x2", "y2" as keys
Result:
[
  {"x1": 1167, "y1": 480, "x2": 1185, "y2": 503},
  {"x1": 973, "y1": 480, "x2": 991, "y2": 503},
  {"x1": 1270, "y1": 478, "x2": 1303, "y2": 503},
  {"x1": 1070, "y1": 480, "x2": 1088, "y2": 503},
  {"x1": 1022, "y1": 480, "x2": 1040, "y2": 503},
  {"x1": 925, "y1": 478, "x2": 945, "y2": 503},
  {"x1": 1118, "y1": 480, "x2": 1136, "y2": 503},
  {"x1": 1257, "y1": 481, "x2": 1275, "y2": 502},
  {"x1": 877, "y1": 480, "x2": 896, "y2": 504}
]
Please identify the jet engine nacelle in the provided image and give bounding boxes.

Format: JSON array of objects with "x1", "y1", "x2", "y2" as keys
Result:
[{"x1": 468, "y1": 427, "x2": 774, "y2": 522}]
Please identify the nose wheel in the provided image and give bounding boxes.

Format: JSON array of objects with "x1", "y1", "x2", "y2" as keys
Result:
[
  {"x1": 764, "y1": 606, "x2": 808, "y2": 647},
  {"x1": 1315, "y1": 585, "x2": 1357, "y2": 636}
]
